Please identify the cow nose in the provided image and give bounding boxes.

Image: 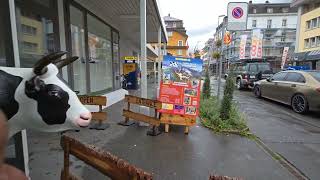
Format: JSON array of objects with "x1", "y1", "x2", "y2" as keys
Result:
[{"x1": 80, "y1": 113, "x2": 92, "y2": 121}]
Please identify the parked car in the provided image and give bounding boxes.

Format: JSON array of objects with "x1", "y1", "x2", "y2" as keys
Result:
[
  {"x1": 225, "y1": 62, "x2": 273, "y2": 90},
  {"x1": 253, "y1": 70, "x2": 320, "y2": 114}
]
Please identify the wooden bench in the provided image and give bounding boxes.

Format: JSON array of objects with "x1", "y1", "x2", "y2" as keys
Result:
[
  {"x1": 118, "y1": 95, "x2": 162, "y2": 136},
  {"x1": 78, "y1": 96, "x2": 108, "y2": 130},
  {"x1": 60, "y1": 135, "x2": 153, "y2": 180}
]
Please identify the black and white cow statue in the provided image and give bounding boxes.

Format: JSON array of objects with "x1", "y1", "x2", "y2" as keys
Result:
[{"x1": 0, "y1": 51, "x2": 92, "y2": 137}]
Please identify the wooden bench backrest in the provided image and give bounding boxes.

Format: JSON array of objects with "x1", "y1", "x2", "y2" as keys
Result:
[
  {"x1": 78, "y1": 95, "x2": 107, "y2": 121},
  {"x1": 61, "y1": 135, "x2": 153, "y2": 180},
  {"x1": 123, "y1": 95, "x2": 161, "y2": 126}
]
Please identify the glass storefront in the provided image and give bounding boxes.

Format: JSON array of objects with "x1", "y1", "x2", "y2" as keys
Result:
[
  {"x1": 88, "y1": 14, "x2": 113, "y2": 92},
  {"x1": 67, "y1": 2, "x2": 120, "y2": 94},
  {"x1": 15, "y1": 0, "x2": 59, "y2": 68},
  {"x1": 70, "y1": 5, "x2": 87, "y2": 94}
]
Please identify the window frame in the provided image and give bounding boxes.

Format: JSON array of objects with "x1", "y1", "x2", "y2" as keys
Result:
[
  {"x1": 284, "y1": 72, "x2": 306, "y2": 83},
  {"x1": 252, "y1": 20, "x2": 257, "y2": 28},
  {"x1": 178, "y1": 40, "x2": 183, "y2": 46},
  {"x1": 272, "y1": 72, "x2": 288, "y2": 81}
]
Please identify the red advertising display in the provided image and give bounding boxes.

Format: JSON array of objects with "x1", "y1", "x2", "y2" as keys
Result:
[{"x1": 159, "y1": 56, "x2": 203, "y2": 116}]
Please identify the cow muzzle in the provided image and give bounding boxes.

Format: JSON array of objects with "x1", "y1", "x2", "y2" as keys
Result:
[{"x1": 76, "y1": 112, "x2": 92, "y2": 127}]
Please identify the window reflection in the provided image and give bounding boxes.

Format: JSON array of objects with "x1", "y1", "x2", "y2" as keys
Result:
[
  {"x1": 16, "y1": 7, "x2": 55, "y2": 67},
  {"x1": 88, "y1": 14, "x2": 113, "y2": 92}
]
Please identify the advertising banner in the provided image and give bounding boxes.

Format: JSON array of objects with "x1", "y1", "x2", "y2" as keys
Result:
[
  {"x1": 251, "y1": 29, "x2": 263, "y2": 59},
  {"x1": 159, "y1": 56, "x2": 203, "y2": 116},
  {"x1": 281, "y1": 47, "x2": 289, "y2": 69},
  {"x1": 227, "y1": 2, "x2": 249, "y2": 31},
  {"x1": 239, "y1": 35, "x2": 247, "y2": 59}
]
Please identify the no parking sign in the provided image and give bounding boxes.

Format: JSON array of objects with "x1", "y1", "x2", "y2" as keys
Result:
[{"x1": 227, "y1": 2, "x2": 248, "y2": 31}]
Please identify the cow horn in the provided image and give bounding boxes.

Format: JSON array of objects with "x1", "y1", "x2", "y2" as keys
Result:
[
  {"x1": 54, "y1": 56, "x2": 79, "y2": 69},
  {"x1": 34, "y1": 51, "x2": 67, "y2": 75}
]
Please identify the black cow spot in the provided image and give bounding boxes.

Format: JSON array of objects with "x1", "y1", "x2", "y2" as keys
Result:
[
  {"x1": 26, "y1": 82, "x2": 71, "y2": 125},
  {"x1": 0, "y1": 70, "x2": 23, "y2": 120}
]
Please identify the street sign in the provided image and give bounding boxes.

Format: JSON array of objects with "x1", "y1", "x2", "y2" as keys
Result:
[
  {"x1": 224, "y1": 31, "x2": 232, "y2": 45},
  {"x1": 123, "y1": 56, "x2": 138, "y2": 61},
  {"x1": 227, "y1": 2, "x2": 248, "y2": 31},
  {"x1": 281, "y1": 47, "x2": 290, "y2": 69}
]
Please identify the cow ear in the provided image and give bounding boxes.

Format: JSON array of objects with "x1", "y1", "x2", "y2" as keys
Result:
[{"x1": 25, "y1": 77, "x2": 45, "y2": 99}]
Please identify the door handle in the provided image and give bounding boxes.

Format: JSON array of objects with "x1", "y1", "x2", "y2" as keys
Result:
[{"x1": 291, "y1": 84, "x2": 296, "y2": 88}]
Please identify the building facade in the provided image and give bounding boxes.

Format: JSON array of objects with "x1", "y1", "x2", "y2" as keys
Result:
[
  {"x1": 164, "y1": 14, "x2": 189, "y2": 57},
  {"x1": 292, "y1": 0, "x2": 320, "y2": 70},
  {"x1": 213, "y1": 2, "x2": 298, "y2": 73}
]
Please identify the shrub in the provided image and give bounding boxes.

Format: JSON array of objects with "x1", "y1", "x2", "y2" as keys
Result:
[
  {"x1": 202, "y1": 69, "x2": 211, "y2": 98},
  {"x1": 220, "y1": 73, "x2": 235, "y2": 120},
  {"x1": 212, "y1": 52, "x2": 221, "y2": 60}
]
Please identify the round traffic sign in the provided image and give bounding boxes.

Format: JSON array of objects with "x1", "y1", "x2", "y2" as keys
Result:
[{"x1": 232, "y1": 7, "x2": 244, "y2": 19}]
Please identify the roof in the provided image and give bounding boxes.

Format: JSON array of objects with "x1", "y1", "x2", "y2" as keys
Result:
[
  {"x1": 248, "y1": 3, "x2": 298, "y2": 14},
  {"x1": 291, "y1": 0, "x2": 317, "y2": 7},
  {"x1": 163, "y1": 15, "x2": 182, "y2": 22}
]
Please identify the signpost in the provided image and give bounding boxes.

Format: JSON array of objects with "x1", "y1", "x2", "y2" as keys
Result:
[
  {"x1": 227, "y1": 2, "x2": 248, "y2": 31},
  {"x1": 281, "y1": 47, "x2": 290, "y2": 69}
]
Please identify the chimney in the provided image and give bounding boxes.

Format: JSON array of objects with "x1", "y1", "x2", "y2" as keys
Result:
[
  {"x1": 249, "y1": 0, "x2": 252, "y2": 4},
  {"x1": 168, "y1": 13, "x2": 170, "y2": 17},
  {"x1": 265, "y1": 1, "x2": 269, "y2": 3}
]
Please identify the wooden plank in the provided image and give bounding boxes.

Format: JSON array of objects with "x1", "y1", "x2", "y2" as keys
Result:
[
  {"x1": 125, "y1": 95, "x2": 162, "y2": 109},
  {"x1": 123, "y1": 110, "x2": 160, "y2": 126},
  {"x1": 92, "y1": 112, "x2": 107, "y2": 121},
  {"x1": 160, "y1": 114, "x2": 197, "y2": 126},
  {"x1": 78, "y1": 96, "x2": 107, "y2": 106},
  {"x1": 61, "y1": 136, "x2": 152, "y2": 180}
]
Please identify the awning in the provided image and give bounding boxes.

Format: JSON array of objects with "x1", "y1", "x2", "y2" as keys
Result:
[{"x1": 292, "y1": 50, "x2": 320, "y2": 61}]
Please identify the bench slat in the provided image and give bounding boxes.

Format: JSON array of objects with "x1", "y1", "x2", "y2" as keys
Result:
[
  {"x1": 125, "y1": 95, "x2": 162, "y2": 109},
  {"x1": 123, "y1": 110, "x2": 160, "y2": 126}
]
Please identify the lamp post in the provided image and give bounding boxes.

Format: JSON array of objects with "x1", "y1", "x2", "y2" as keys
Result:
[{"x1": 216, "y1": 15, "x2": 225, "y2": 101}]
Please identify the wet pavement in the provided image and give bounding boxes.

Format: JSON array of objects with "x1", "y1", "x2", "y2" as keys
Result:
[
  {"x1": 26, "y1": 79, "x2": 295, "y2": 180},
  {"x1": 212, "y1": 77, "x2": 320, "y2": 179}
]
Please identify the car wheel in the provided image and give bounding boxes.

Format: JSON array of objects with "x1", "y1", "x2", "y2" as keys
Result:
[
  {"x1": 291, "y1": 94, "x2": 309, "y2": 114},
  {"x1": 254, "y1": 85, "x2": 262, "y2": 98},
  {"x1": 236, "y1": 79, "x2": 242, "y2": 90}
]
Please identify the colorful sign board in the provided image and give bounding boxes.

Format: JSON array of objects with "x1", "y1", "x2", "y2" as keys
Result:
[
  {"x1": 239, "y1": 35, "x2": 247, "y2": 59},
  {"x1": 281, "y1": 47, "x2": 290, "y2": 69},
  {"x1": 251, "y1": 29, "x2": 263, "y2": 59},
  {"x1": 159, "y1": 56, "x2": 203, "y2": 116},
  {"x1": 124, "y1": 56, "x2": 138, "y2": 61},
  {"x1": 224, "y1": 31, "x2": 232, "y2": 45},
  {"x1": 227, "y1": 2, "x2": 248, "y2": 31}
]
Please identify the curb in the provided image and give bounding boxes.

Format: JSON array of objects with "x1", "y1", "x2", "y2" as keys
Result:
[{"x1": 252, "y1": 136, "x2": 310, "y2": 180}]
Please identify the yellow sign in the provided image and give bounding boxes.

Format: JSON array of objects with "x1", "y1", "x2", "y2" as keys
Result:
[{"x1": 124, "y1": 56, "x2": 138, "y2": 61}]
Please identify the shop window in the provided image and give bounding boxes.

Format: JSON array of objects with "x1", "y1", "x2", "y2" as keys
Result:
[
  {"x1": 267, "y1": 19, "x2": 272, "y2": 29},
  {"x1": 282, "y1": 19, "x2": 287, "y2": 27},
  {"x1": 70, "y1": 5, "x2": 87, "y2": 94},
  {"x1": 15, "y1": 3, "x2": 57, "y2": 68},
  {"x1": 304, "y1": 39, "x2": 310, "y2": 48},
  {"x1": 252, "y1": 20, "x2": 257, "y2": 28},
  {"x1": 88, "y1": 14, "x2": 113, "y2": 93},
  {"x1": 177, "y1": 49, "x2": 183, "y2": 56},
  {"x1": 311, "y1": 37, "x2": 316, "y2": 47}
]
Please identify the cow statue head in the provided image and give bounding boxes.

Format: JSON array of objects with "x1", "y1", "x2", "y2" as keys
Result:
[{"x1": 8, "y1": 51, "x2": 91, "y2": 137}]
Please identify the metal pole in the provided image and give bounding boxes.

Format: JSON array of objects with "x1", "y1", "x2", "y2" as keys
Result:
[
  {"x1": 139, "y1": 0, "x2": 149, "y2": 126},
  {"x1": 216, "y1": 15, "x2": 225, "y2": 101},
  {"x1": 157, "y1": 26, "x2": 162, "y2": 98}
]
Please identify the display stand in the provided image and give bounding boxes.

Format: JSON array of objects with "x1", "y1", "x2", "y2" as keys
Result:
[{"x1": 160, "y1": 113, "x2": 197, "y2": 134}]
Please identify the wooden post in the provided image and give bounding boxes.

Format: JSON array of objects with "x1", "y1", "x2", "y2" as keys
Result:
[{"x1": 165, "y1": 124, "x2": 169, "y2": 133}]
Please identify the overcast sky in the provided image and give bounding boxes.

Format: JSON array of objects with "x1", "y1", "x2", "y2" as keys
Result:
[{"x1": 159, "y1": 0, "x2": 291, "y2": 52}]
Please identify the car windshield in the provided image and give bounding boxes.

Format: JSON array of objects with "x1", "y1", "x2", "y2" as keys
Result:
[
  {"x1": 308, "y1": 71, "x2": 320, "y2": 82},
  {"x1": 257, "y1": 64, "x2": 271, "y2": 72}
]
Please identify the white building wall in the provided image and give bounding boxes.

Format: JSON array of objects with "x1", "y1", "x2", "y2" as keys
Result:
[{"x1": 247, "y1": 13, "x2": 298, "y2": 29}]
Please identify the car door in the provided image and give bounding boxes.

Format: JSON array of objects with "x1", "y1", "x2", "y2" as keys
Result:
[
  {"x1": 262, "y1": 72, "x2": 287, "y2": 99},
  {"x1": 279, "y1": 72, "x2": 306, "y2": 104}
]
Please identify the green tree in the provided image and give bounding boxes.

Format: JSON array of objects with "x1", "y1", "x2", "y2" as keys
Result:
[
  {"x1": 202, "y1": 68, "x2": 211, "y2": 98},
  {"x1": 220, "y1": 72, "x2": 235, "y2": 120}
]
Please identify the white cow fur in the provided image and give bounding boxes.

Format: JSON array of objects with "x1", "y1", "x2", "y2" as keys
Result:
[{"x1": 1, "y1": 64, "x2": 90, "y2": 137}]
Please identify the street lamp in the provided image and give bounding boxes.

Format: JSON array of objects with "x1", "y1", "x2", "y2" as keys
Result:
[{"x1": 216, "y1": 15, "x2": 225, "y2": 102}]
